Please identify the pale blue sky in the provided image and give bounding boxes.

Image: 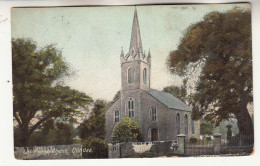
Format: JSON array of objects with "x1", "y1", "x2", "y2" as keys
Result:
[{"x1": 11, "y1": 4, "x2": 250, "y2": 101}]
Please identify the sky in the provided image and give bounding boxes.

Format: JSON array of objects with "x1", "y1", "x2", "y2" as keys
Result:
[{"x1": 11, "y1": 3, "x2": 250, "y2": 101}]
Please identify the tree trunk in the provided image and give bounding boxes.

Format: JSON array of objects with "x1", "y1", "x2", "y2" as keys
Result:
[
  {"x1": 235, "y1": 105, "x2": 254, "y2": 145},
  {"x1": 20, "y1": 126, "x2": 30, "y2": 147}
]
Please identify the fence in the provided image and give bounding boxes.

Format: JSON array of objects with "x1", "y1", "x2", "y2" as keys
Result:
[
  {"x1": 220, "y1": 135, "x2": 254, "y2": 155},
  {"x1": 185, "y1": 140, "x2": 214, "y2": 156},
  {"x1": 108, "y1": 134, "x2": 254, "y2": 158}
]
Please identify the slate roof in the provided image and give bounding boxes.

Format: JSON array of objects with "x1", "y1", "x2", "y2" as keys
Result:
[{"x1": 147, "y1": 89, "x2": 192, "y2": 111}]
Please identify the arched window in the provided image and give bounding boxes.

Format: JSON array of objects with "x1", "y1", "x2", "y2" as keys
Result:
[
  {"x1": 185, "y1": 114, "x2": 188, "y2": 135},
  {"x1": 192, "y1": 120, "x2": 195, "y2": 134},
  {"x1": 114, "y1": 109, "x2": 120, "y2": 122},
  {"x1": 128, "y1": 67, "x2": 134, "y2": 84},
  {"x1": 127, "y1": 98, "x2": 134, "y2": 118},
  {"x1": 176, "y1": 113, "x2": 180, "y2": 135},
  {"x1": 151, "y1": 106, "x2": 157, "y2": 121},
  {"x1": 143, "y1": 68, "x2": 147, "y2": 84}
]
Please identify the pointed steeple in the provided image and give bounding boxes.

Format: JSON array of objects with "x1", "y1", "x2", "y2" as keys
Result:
[{"x1": 129, "y1": 8, "x2": 143, "y2": 57}]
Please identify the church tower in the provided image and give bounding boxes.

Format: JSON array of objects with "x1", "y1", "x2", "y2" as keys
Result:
[
  {"x1": 120, "y1": 8, "x2": 151, "y2": 92},
  {"x1": 120, "y1": 8, "x2": 151, "y2": 121}
]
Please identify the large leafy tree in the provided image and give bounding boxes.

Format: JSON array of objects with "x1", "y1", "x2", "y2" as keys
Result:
[
  {"x1": 26, "y1": 119, "x2": 75, "y2": 146},
  {"x1": 12, "y1": 38, "x2": 92, "y2": 146},
  {"x1": 163, "y1": 79, "x2": 188, "y2": 102},
  {"x1": 167, "y1": 9, "x2": 253, "y2": 140},
  {"x1": 78, "y1": 100, "x2": 106, "y2": 140}
]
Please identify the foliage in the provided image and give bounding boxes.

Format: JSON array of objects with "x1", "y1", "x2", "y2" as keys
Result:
[
  {"x1": 55, "y1": 122, "x2": 74, "y2": 144},
  {"x1": 112, "y1": 91, "x2": 121, "y2": 103},
  {"x1": 212, "y1": 118, "x2": 239, "y2": 137},
  {"x1": 112, "y1": 117, "x2": 143, "y2": 143},
  {"x1": 15, "y1": 119, "x2": 75, "y2": 146},
  {"x1": 77, "y1": 100, "x2": 106, "y2": 140},
  {"x1": 82, "y1": 137, "x2": 108, "y2": 158},
  {"x1": 189, "y1": 137, "x2": 198, "y2": 144},
  {"x1": 12, "y1": 38, "x2": 93, "y2": 146},
  {"x1": 163, "y1": 79, "x2": 188, "y2": 102},
  {"x1": 166, "y1": 9, "x2": 253, "y2": 139},
  {"x1": 77, "y1": 100, "x2": 108, "y2": 158},
  {"x1": 205, "y1": 136, "x2": 212, "y2": 141},
  {"x1": 200, "y1": 121, "x2": 213, "y2": 136}
]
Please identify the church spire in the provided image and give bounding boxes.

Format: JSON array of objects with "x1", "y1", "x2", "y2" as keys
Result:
[{"x1": 129, "y1": 8, "x2": 143, "y2": 56}]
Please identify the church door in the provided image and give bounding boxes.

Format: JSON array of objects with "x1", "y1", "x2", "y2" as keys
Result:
[{"x1": 151, "y1": 129, "x2": 159, "y2": 141}]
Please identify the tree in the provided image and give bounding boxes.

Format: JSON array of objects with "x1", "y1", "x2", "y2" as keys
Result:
[
  {"x1": 55, "y1": 122, "x2": 74, "y2": 145},
  {"x1": 12, "y1": 38, "x2": 93, "y2": 146},
  {"x1": 166, "y1": 9, "x2": 253, "y2": 141},
  {"x1": 200, "y1": 121, "x2": 213, "y2": 136},
  {"x1": 163, "y1": 79, "x2": 188, "y2": 102},
  {"x1": 112, "y1": 117, "x2": 143, "y2": 143},
  {"x1": 112, "y1": 91, "x2": 121, "y2": 103},
  {"x1": 77, "y1": 100, "x2": 108, "y2": 158},
  {"x1": 82, "y1": 137, "x2": 108, "y2": 158},
  {"x1": 78, "y1": 100, "x2": 106, "y2": 140}
]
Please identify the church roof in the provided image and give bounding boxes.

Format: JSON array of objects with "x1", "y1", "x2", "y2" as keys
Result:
[{"x1": 147, "y1": 89, "x2": 192, "y2": 111}]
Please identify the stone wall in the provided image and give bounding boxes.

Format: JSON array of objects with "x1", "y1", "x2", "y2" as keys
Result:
[
  {"x1": 108, "y1": 135, "x2": 253, "y2": 158},
  {"x1": 108, "y1": 141, "x2": 180, "y2": 158},
  {"x1": 14, "y1": 144, "x2": 82, "y2": 160}
]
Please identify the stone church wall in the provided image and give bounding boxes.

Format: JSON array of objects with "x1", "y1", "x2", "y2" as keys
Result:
[
  {"x1": 105, "y1": 99, "x2": 121, "y2": 143},
  {"x1": 140, "y1": 91, "x2": 171, "y2": 141}
]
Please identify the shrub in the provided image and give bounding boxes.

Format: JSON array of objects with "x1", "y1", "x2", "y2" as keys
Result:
[
  {"x1": 206, "y1": 136, "x2": 212, "y2": 141},
  {"x1": 112, "y1": 117, "x2": 143, "y2": 143},
  {"x1": 189, "y1": 137, "x2": 198, "y2": 144},
  {"x1": 82, "y1": 137, "x2": 108, "y2": 158}
]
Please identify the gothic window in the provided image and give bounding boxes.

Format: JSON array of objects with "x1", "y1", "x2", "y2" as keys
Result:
[
  {"x1": 128, "y1": 67, "x2": 134, "y2": 84},
  {"x1": 143, "y1": 68, "x2": 147, "y2": 84},
  {"x1": 185, "y1": 114, "x2": 188, "y2": 135},
  {"x1": 176, "y1": 113, "x2": 180, "y2": 135},
  {"x1": 127, "y1": 98, "x2": 134, "y2": 118},
  {"x1": 192, "y1": 120, "x2": 195, "y2": 134},
  {"x1": 151, "y1": 106, "x2": 157, "y2": 121},
  {"x1": 115, "y1": 109, "x2": 120, "y2": 123}
]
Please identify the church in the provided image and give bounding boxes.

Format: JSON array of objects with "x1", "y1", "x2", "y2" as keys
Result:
[{"x1": 105, "y1": 9, "x2": 199, "y2": 142}]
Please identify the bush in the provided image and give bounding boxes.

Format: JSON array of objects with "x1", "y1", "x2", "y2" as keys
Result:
[
  {"x1": 189, "y1": 137, "x2": 198, "y2": 144},
  {"x1": 206, "y1": 136, "x2": 212, "y2": 141},
  {"x1": 112, "y1": 117, "x2": 143, "y2": 143},
  {"x1": 82, "y1": 137, "x2": 108, "y2": 158}
]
